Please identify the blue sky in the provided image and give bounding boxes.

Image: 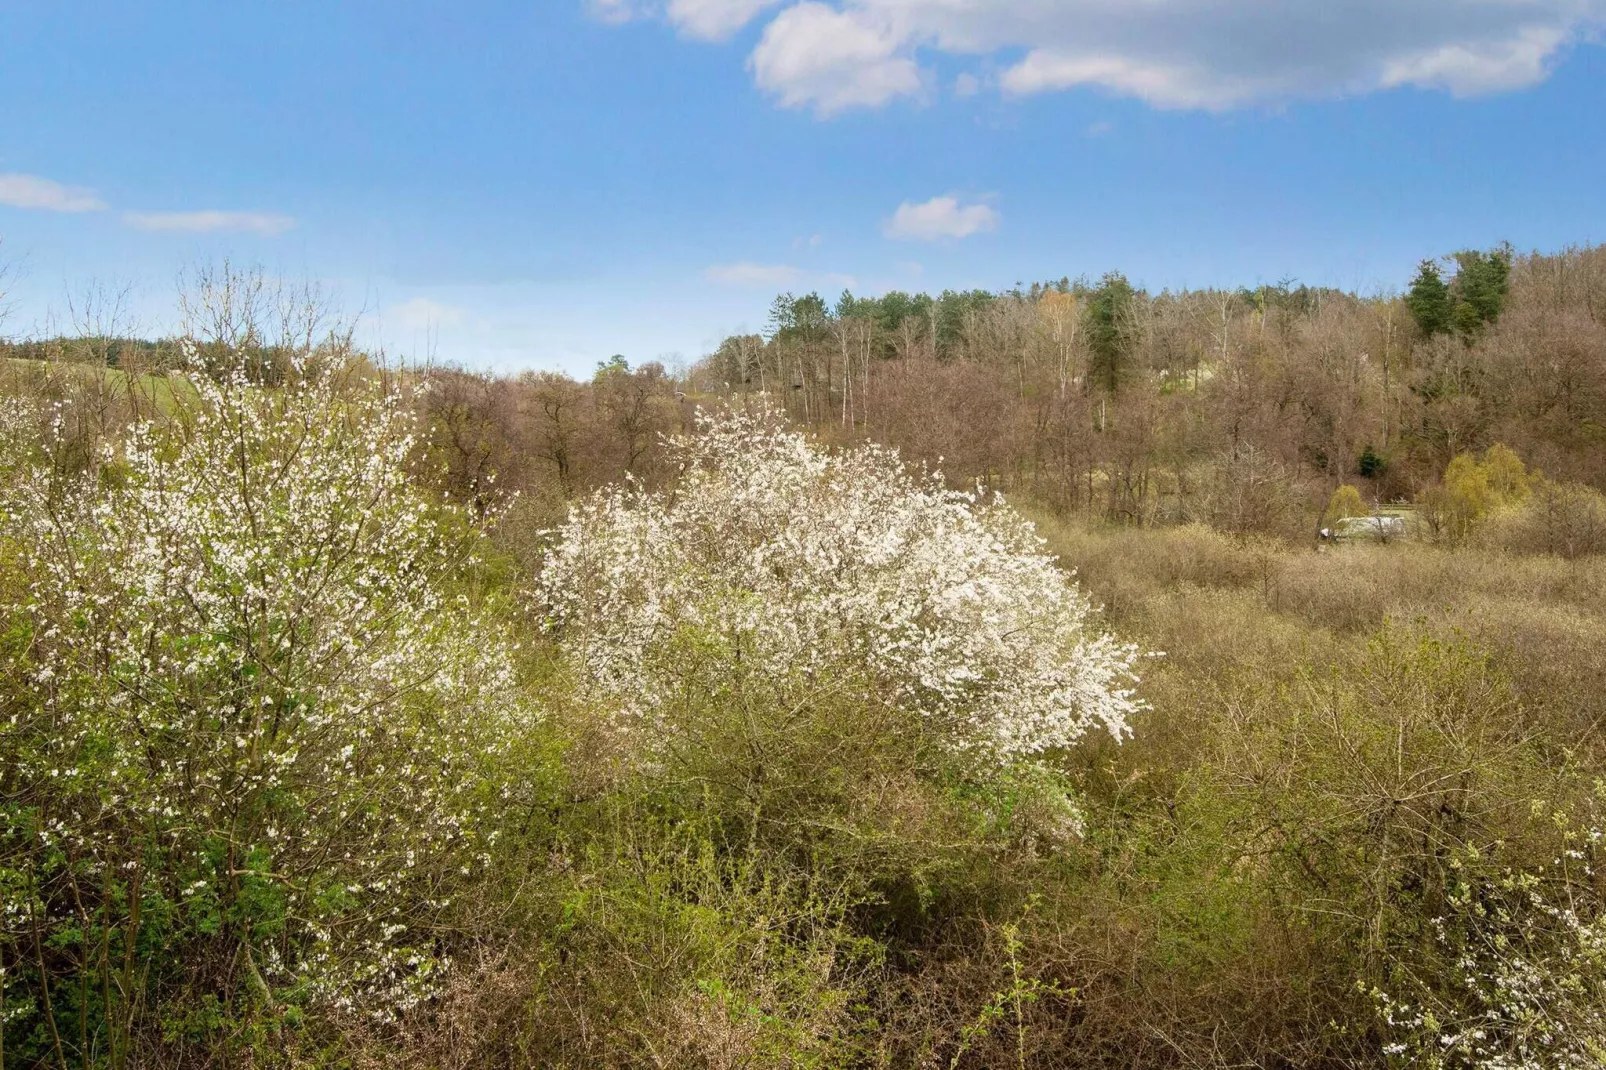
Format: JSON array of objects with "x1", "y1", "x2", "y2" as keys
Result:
[{"x1": 2, "y1": 0, "x2": 1604, "y2": 375}]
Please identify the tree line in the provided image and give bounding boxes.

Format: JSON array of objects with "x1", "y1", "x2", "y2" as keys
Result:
[
  {"x1": 696, "y1": 244, "x2": 1605, "y2": 540},
  {"x1": 5, "y1": 244, "x2": 1604, "y2": 545}
]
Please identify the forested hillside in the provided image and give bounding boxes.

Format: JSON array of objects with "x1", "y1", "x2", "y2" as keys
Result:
[
  {"x1": 1, "y1": 252, "x2": 1604, "y2": 1068},
  {"x1": 696, "y1": 244, "x2": 1605, "y2": 538},
  {"x1": 8, "y1": 245, "x2": 1603, "y2": 546}
]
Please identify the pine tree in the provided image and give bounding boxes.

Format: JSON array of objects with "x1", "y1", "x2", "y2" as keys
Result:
[
  {"x1": 1086, "y1": 272, "x2": 1135, "y2": 392},
  {"x1": 1406, "y1": 259, "x2": 1452, "y2": 337},
  {"x1": 1449, "y1": 246, "x2": 1513, "y2": 339}
]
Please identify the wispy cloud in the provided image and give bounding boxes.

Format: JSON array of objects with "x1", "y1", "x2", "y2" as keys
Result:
[
  {"x1": 387, "y1": 297, "x2": 466, "y2": 332},
  {"x1": 705, "y1": 262, "x2": 805, "y2": 287},
  {"x1": 883, "y1": 196, "x2": 998, "y2": 242},
  {"x1": 586, "y1": 0, "x2": 789, "y2": 40},
  {"x1": 0, "y1": 173, "x2": 107, "y2": 213},
  {"x1": 122, "y1": 210, "x2": 297, "y2": 236},
  {"x1": 584, "y1": 0, "x2": 649, "y2": 26},
  {"x1": 0, "y1": 172, "x2": 298, "y2": 238},
  {"x1": 670, "y1": 0, "x2": 787, "y2": 40},
  {"x1": 705, "y1": 261, "x2": 858, "y2": 291}
]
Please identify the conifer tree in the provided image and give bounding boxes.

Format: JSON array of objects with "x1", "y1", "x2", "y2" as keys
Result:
[
  {"x1": 1449, "y1": 246, "x2": 1513, "y2": 339},
  {"x1": 1406, "y1": 259, "x2": 1452, "y2": 337},
  {"x1": 1086, "y1": 272, "x2": 1135, "y2": 392}
]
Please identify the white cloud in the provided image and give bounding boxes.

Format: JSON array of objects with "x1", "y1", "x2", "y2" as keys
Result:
[
  {"x1": 998, "y1": 51, "x2": 1268, "y2": 110},
  {"x1": 585, "y1": 0, "x2": 648, "y2": 25},
  {"x1": 749, "y1": 2, "x2": 923, "y2": 114},
  {"x1": 668, "y1": 0, "x2": 786, "y2": 39},
  {"x1": 585, "y1": 0, "x2": 784, "y2": 38},
  {"x1": 705, "y1": 261, "x2": 804, "y2": 287},
  {"x1": 0, "y1": 173, "x2": 107, "y2": 213},
  {"x1": 0, "y1": 174, "x2": 300, "y2": 239},
  {"x1": 883, "y1": 196, "x2": 998, "y2": 242},
  {"x1": 597, "y1": 0, "x2": 1606, "y2": 113},
  {"x1": 1379, "y1": 23, "x2": 1571, "y2": 95},
  {"x1": 705, "y1": 261, "x2": 859, "y2": 289},
  {"x1": 953, "y1": 72, "x2": 981, "y2": 98},
  {"x1": 122, "y1": 210, "x2": 297, "y2": 236},
  {"x1": 388, "y1": 297, "x2": 466, "y2": 332}
]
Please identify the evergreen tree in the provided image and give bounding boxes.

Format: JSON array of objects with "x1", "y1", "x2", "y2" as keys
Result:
[
  {"x1": 933, "y1": 288, "x2": 994, "y2": 359},
  {"x1": 1406, "y1": 259, "x2": 1453, "y2": 337},
  {"x1": 1086, "y1": 272, "x2": 1135, "y2": 392},
  {"x1": 767, "y1": 291, "x2": 829, "y2": 341},
  {"x1": 1449, "y1": 246, "x2": 1513, "y2": 339}
]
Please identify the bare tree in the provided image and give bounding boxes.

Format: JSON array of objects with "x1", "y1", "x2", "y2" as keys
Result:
[
  {"x1": 178, "y1": 261, "x2": 353, "y2": 382},
  {"x1": 65, "y1": 278, "x2": 137, "y2": 366},
  {"x1": 522, "y1": 370, "x2": 584, "y2": 497},
  {"x1": 595, "y1": 359, "x2": 675, "y2": 476}
]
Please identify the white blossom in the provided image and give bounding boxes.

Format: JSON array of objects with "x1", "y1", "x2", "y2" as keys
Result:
[
  {"x1": 538, "y1": 406, "x2": 1144, "y2": 765},
  {"x1": 0, "y1": 358, "x2": 531, "y2": 1015}
]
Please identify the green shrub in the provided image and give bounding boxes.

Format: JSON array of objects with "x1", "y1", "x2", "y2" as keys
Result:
[{"x1": 0, "y1": 359, "x2": 532, "y2": 1065}]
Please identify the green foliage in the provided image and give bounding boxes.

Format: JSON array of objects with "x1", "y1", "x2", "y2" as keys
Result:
[
  {"x1": 1409, "y1": 248, "x2": 1512, "y2": 342},
  {"x1": 1448, "y1": 245, "x2": 1512, "y2": 339},
  {"x1": 1479, "y1": 441, "x2": 1529, "y2": 503},
  {"x1": 931, "y1": 288, "x2": 994, "y2": 358},
  {"x1": 1370, "y1": 794, "x2": 1606, "y2": 1067},
  {"x1": 522, "y1": 803, "x2": 884, "y2": 1068},
  {"x1": 767, "y1": 291, "x2": 830, "y2": 341},
  {"x1": 1358, "y1": 445, "x2": 1387, "y2": 480},
  {"x1": 1235, "y1": 277, "x2": 1334, "y2": 317},
  {"x1": 593, "y1": 353, "x2": 630, "y2": 380},
  {"x1": 1492, "y1": 475, "x2": 1606, "y2": 559},
  {"x1": 0, "y1": 360, "x2": 529, "y2": 1066},
  {"x1": 1085, "y1": 272, "x2": 1136, "y2": 392},
  {"x1": 1407, "y1": 259, "x2": 1453, "y2": 337},
  {"x1": 5, "y1": 249, "x2": 1606, "y2": 1067},
  {"x1": 1419, "y1": 443, "x2": 1531, "y2": 543},
  {"x1": 1325, "y1": 483, "x2": 1368, "y2": 525}
]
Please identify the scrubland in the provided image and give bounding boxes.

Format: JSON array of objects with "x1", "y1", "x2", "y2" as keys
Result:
[{"x1": 1, "y1": 255, "x2": 1604, "y2": 1068}]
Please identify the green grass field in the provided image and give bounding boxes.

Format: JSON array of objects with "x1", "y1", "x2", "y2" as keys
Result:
[{"x1": 4, "y1": 356, "x2": 195, "y2": 413}]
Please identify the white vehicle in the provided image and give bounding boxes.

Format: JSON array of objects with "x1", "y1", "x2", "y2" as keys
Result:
[{"x1": 1321, "y1": 515, "x2": 1409, "y2": 542}]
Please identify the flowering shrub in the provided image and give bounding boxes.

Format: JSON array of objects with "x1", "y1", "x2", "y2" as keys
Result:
[
  {"x1": 0, "y1": 360, "x2": 528, "y2": 1060},
  {"x1": 1372, "y1": 803, "x2": 1606, "y2": 1069},
  {"x1": 538, "y1": 408, "x2": 1144, "y2": 765},
  {"x1": 0, "y1": 395, "x2": 51, "y2": 480}
]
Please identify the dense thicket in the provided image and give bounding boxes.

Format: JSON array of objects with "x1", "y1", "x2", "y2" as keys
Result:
[{"x1": 1, "y1": 251, "x2": 1604, "y2": 1068}]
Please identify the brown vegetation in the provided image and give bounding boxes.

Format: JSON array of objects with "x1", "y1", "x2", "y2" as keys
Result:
[{"x1": 3, "y1": 251, "x2": 1604, "y2": 1067}]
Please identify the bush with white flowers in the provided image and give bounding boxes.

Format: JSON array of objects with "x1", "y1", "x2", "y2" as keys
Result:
[
  {"x1": 538, "y1": 407, "x2": 1144, "y2": 765},
  {"x1": 1372, "y1": 810, "x2": 1606, "y2": 1070},
  {"x1": 0, "y1": 359, "x2": 529, "y2": 1049}
]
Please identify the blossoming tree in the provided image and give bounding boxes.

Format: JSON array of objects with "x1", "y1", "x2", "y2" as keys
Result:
[
  {"x1": 539, "y1": 407, "x2": 1144, "y2": 768},
  {"x1": 0, "y1": 358, "x2": 527, "y2": 1063}
]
